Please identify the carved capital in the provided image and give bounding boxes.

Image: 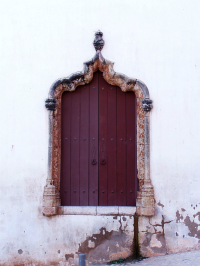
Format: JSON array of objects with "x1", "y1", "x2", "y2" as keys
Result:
[
  {"x1": 45, "y1": 98, "x2": 57, "y2": 111},
  {"x1": 93, "y1": 30, "x2": 104, "y2": 51},
  {"x1": 141, "y1": 98, "x2": 153, "y2": 112}
]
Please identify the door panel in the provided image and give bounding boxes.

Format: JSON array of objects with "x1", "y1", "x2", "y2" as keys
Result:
[
  {"x1": 61, "y1": 70, "x2": 137, "y2": 206},
  {"x1": 126, "y1": 92, "x2": 137, "y2": 206},
  {"x1": 61, "y1": 92, "x2": 71, "y2": 205},
  {"x1": 70, "y1": 88, "x2": 80, "y2": 206},
  {"x1": 99, "y1": 72, "x2": 108, "y2": 206},
  {"x1": 88, "y1": 72, "x2": 99, "y2": 206},
  {"x1": 80, "y1": 84, "x2": 90, "y2": 205},
  {"x1": 107, "y1": 86, "x2": 117, "y2": 206},
  {"x1": 116, "y1": 88, "x2": 127, "y2": 206}
]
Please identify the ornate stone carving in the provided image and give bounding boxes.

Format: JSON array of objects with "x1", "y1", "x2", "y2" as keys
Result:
[
  {"x1": 141, "y1": 98, "x2": 153, "y2": 112},
  {"x1": 93, "y1": 30, "x2": 104, "y2": 51},
  {"x1": 47, "y1": 51, "x2": 149, "y2": 98},
  {"x1": 43, "y1": 31, "x2": 154, "y2": 217},
  {"x1": 45, "y1": 98, "x2": 57, "y2": 111}
]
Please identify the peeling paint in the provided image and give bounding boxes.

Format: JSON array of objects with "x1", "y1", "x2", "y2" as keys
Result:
[
  {"x1": 78, "y1": 226, "x2": 132, "y2": 263},
  {"x1": 193, "y1": 212, "x2": 200, "y2": 221},
  {"x1": 140, "y1": 216, "x2": 172, "y2": 256},
  {"x1": 151, "y1": 233, "x2": 166, "y2": 253},
  {"x1": 176, "y1": 210, "x2": 183, "y2": 223},
  {"x1": 184, "y1": 215, "x2": 200, "y2": 239},
  {"x1": 78, "y1": 227, "x2": 113, "y2": 255},
  {"x1": 157, "y1": 202, "x2": 164, "y2": 209},
  {"x1": 122, "y1": 217, "x2": 127, "y2": 221},
  {"x1": 65, "y1": 253, "x2": 74, "y2": 260},
  {"x1": 133, "y1": 215, "x2": 139, "y2": 258}
]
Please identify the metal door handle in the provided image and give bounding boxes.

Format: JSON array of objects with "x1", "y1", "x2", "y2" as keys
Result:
[
  {"x1": 101, "y1": 159, "x2": 106, "y2": 165},
  {"x1": 92, "y1": 159, "x2": 97, "y2": 165}
]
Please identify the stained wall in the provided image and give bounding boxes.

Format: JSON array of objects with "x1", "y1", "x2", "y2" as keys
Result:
[{"x1": 1, "y1": 0, "x2": 200, "y2": 265}]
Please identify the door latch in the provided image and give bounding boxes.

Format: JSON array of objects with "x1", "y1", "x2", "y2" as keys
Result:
[
  {"x1": 101, "y1": 159, "x2": 106, "y2": 165},
  {"x1": 92, "y1": 159, "x2": 97, "y2": 165}
]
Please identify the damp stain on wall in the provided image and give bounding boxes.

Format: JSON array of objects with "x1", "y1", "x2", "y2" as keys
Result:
[
  {"x1": 184, "y1": 215, "x2": 200, "y2": 239},
  {"x1": 78, "y1": 227, "x2": 131, "y2": 263},
  {"x1": 140, "y1": 215, "x2": 172, "y2": 256},
  {"x1": 77, "y1": 216, "x2": 134, "y2": 264},
  {"x1": 175, "y1": 206, "x2": 200, "y2": 241},
  {"x1": 176, "y1": 211, "x2": 183, "y2": 223}
]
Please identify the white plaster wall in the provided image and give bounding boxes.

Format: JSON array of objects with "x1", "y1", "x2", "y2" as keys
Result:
[{"x1": 1, "y1": 0, "x2": 200, "y2": 264}]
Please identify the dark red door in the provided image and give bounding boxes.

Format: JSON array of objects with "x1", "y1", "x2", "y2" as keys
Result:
[{"x1": 61, "y1": 71, "x2": 137, "y2": 206}]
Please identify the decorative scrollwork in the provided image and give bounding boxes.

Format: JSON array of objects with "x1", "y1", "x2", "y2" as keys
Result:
[
  {"x1": 141, "y1": 98, "x2": 153, "y2": 112},
  {"x1": 45, "y1": 98, "x2": 57, "y2": 111},
  {"x1": 93, "y1": 30, "x2": 104, "y2": 51}
]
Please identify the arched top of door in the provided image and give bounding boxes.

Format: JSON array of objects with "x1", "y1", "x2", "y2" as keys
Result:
[{"x1": 45, "y1": 31, "x2": 152, "y2": 113}]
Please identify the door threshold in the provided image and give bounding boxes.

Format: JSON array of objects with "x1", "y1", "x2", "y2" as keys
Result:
[{"x1": 60, "y1": 206, "x2": 136, "y2": 215}]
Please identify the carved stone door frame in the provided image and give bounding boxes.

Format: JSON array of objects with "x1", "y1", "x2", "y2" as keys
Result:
[{"x1": 43, "y1": 31, "x2": 155, "y2": 217}]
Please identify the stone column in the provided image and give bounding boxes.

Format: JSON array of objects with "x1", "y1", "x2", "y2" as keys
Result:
[
  {"x1": 42, "y1": 98, "x2": 58, "y2": 216},
  {"x1": 136, "y1": 98, "x2": 155, "y2": 216}
]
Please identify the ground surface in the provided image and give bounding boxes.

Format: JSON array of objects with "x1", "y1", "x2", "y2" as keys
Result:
[{"x1": 107, "y1": 250, "x2": 200, "y2": 266}]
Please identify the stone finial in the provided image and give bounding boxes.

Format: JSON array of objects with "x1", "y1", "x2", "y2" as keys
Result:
[
  {"x1": 141, "y1": 98, "x2": 153, "y2": 112},
  {"x1": 45, "y1": 98, "x2": 57, "y2": 111},
  {"x1": 93, "y1": 30, "x2": 104, "y2": 51}
]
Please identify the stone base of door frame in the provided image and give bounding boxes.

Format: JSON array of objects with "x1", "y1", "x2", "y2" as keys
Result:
[
  {"x1": 42, "y1": 180, "x2": 154, "y2": 217},
  {"x1": 136, "y1": 180, "x2": 155, "y2": 216}
]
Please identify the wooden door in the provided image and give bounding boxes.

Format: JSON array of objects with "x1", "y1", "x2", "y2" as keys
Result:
[{"x1": 60, "y1": 71, "x2": 137, "y2": 206}]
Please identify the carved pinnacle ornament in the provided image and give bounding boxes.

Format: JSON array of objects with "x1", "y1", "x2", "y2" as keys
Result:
[
  {"x1": 141, "y1": 98, "x2": 153, "y2": 112},
  {"x1": 45, "y1": 98, "x2": 57, "y2": 111},
  {"x1": 93, "y1": 30, "x2": 104, "y2": 51}
]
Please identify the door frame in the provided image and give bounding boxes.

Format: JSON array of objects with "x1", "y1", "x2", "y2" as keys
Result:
[{"x1": 43, "y1": 35, "x2": 154, "y2": 217}]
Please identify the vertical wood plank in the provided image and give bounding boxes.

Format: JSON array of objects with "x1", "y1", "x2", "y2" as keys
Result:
[
  {"x1": 61, "y1": 92, "x2": 71, "y2": 205},
  {"x1": 80, "y1": 85, "x2": 90, "y2": 205},
  {"x1": 70, "y1": 88, "x2": 80, "y2": 205},
  {"x1": 116, "y1": 87, "x2": 127, "y2": 206},
  {"x1": 107, "y1": 85, "x2": 117, "y2": 205},
  {"x1": 89, "y1": 71, "x2": 98, "y2": 205},
  {"x1": 126, "y1": 92, "x2": 137, "y2": 206},
  {"x1": 98, "y1": 71, "x2": 108, "y2": 206}
]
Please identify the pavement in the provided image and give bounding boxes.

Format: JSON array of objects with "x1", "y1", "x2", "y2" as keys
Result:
[{"x1": 112, "y1": 250, "x2": 200, "y2": 266}]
